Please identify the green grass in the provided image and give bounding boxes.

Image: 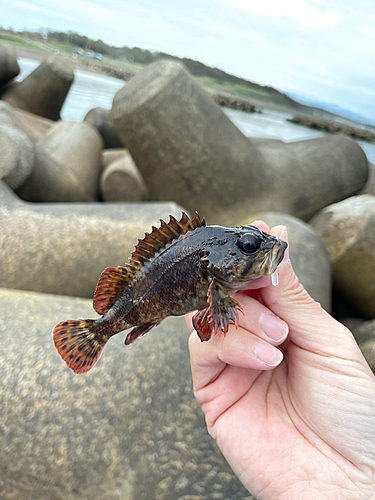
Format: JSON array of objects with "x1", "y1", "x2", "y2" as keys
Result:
[
  {"x1": 0, "y1": 38, "x2": 39, "y2": 49},
  {"x1": 0, "y1": 32, "x2": 300, "y2": 110},
  {"x1": 195, "y1": 76, "x2": 277, "y2": 102},
  {"x1": 101, "y1": 56, "x2": 144, "y2": 72}
]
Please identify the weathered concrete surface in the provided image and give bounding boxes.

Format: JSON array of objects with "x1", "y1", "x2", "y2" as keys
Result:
[
  {"x1": 100, "y1": 151, "x2": 148, "y2": 202},
  {"x1": 310, "y1": 195, "x2": 375, "y2": 319},
  {"x1": 342, "y1": 318, "x2": 375, "y2": 374},
  {"x1": 0, "y1": 181, "x2": 186, "y2": 298},
  {"x1": 0, "y1": 288, "x2": 253, "y2": 500},
  {"x1": 1, "y1": 56, "x2": 74, "y2": 120},
  {"x1": 17, "y1": 121, "x2": 103, "y2": 202},
  {"x1": 111, "y1": 60, "x2": 270, "y2": 221},
  {"x1": 16, "y1": 146, "x2": 91, "y2": 202},
  {"x1": 0, "y1": 43, "x2": 20, "y2": 87},
  {"x1": 0, "y1": 122, "x2": 35, "y2": 189},
  {"x1": 360, "y1": 162, "x2": 375, "y2": 196},
  {"x1": 84, "y1": 106, "x2": 123, "y2": 149},
  {"x1": 112, "y1": 60, "x2": 368, "y2": 223},
  {"x1": 0, "y1": 101, "x2": 53, "y2": 143},
  {"x1": 241, "y1": 212, "x2": 331, "y2": 312},
  {"x1": 37, "y1": 120, "x2": 103, "y2": 201},
  {"x1": 102, "y1": 147, "x2": 128, "y2": 171},
  {"x1": 250, "y1": 135, "x2": 368, "y2": 222}
]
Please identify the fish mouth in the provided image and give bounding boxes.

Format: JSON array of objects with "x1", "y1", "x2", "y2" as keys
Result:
[{"x1": 261, "y1": 239, "x2": 288, "y2": 276}]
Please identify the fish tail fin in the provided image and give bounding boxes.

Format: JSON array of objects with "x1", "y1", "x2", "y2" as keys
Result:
[{"x1": 52, "y1": 319, "x2": 108, "y2": 374}]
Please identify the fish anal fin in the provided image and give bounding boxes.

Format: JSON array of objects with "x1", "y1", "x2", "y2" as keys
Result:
[
  {"x1": 124, "y1": 319, "x2": 162, "y2": 345},
  {"x1": 129, "y1": 211, "x2": 205, "y2": 271},
  {"x1": 52, "y1": 319, "x2": 107, "y2": 374},
  {"x1": 192, "y1": 280, "x2": 242, "y2": 342},
  {"x1": 93, "y1": 266, "x2": 130, "y2": 315}
]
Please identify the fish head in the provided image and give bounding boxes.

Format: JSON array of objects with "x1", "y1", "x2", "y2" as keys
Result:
[{"x1": 205, "y1": 224, "x2": 287, "y2": 291}]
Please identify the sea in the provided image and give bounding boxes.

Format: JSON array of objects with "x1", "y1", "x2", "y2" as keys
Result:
[{"x1": 16, "y1": 58, "x2": 375, "y2": 164}]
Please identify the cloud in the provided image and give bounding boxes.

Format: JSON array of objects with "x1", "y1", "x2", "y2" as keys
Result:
[
  {"x1": 13, "y1": 1, "x2": 73, "y2": 20},
  {"x1": 221, "y1": 0, "x2": 340, "y2": 29}
]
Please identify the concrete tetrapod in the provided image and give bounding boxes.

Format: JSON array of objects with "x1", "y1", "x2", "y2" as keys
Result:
[
  {"x1": 111, "y1": 60, "x2": 368, "y2": 223},
  {"x1": 16, "y1": 146, "x2": 92, "y2": 202},
  {"x1": 0, "y1": 122, "x2": 35, "y2": 189},
  {"x1": 348, "y1": 319, "x2": 375, "y2": 373},
  {"x1": 1, "y1": 55, "x2": 74, "y2": 120},
  {"x1": 0, "y1": 288, "x2": 251, "y2": 500},
  {"x1": 241, "y1": 212, "x2": 331, "y2": 312},
  {"x1": 111, "y1": 59, "x2": 270, "y2": 221},
  {"x1": 0, "y1": 43, "x2": 20, "y2": 87},
  {"x1": 360, "y1": 162, "x2": 375, "y2": 196},
  {"x1": 17, "y1": 120, "x2": 103, "y2": 202},
  {"x1": 249, "y1": 135, "x2": 368, "y2": 222},
  {"x1": 101, "y1": 147, "x2": 128, "y2": 171},
  {"x1": 100, "y1": 151, "x2": 148, "y2": 202},
  {"x1": 310, "y1": 194, "x2": 375, "y2": 319},
  {"x1": 0, "y1": 101, "x2": 53, "y2": 143},
  {"x1": 84, "y1": 106, "x2": 123, "y2": 149},
  {"x1": 0, "y1": 181, "x2": 185, "y2": 298}
]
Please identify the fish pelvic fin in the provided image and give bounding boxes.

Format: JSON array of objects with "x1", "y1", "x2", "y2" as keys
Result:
[
  {"x1": 52, "y1": 319, "x2": 108, "y2": 374},
  {"x1": 124, "y1": 319, "x2": 162, "y2": 345}
]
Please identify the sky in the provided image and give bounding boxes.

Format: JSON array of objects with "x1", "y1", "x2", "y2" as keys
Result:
[{"x1": 2, "y1": 0, "x2": 375, "y2": 123}]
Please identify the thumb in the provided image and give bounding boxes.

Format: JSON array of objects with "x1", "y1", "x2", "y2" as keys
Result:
[{"x1": 261, "y1": 225, "x2": 361, "y2": 360}]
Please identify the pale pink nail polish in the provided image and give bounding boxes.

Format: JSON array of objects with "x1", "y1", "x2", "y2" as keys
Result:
[
  {"x1": 260, "y1": 312, "x2": 288, "y2": 341},
  {"x1": 254, "y1": 341, "x2": 283, "y2": 366}
]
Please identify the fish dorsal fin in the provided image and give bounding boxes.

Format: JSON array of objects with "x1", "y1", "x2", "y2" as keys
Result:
[
  {"x1": 93, "y1": 266, "x2": 131, "y2": 315},
  {"x1": 93, "y1": 212, "x2": 205, "y2": 315},
  {"x1": 129, "y1": 211, "x2": 206, "y2": 269}
]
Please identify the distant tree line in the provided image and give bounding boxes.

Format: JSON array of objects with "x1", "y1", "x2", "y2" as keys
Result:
[{"x1": 1, "y1": 27, "x2": 283, "y2": 92}]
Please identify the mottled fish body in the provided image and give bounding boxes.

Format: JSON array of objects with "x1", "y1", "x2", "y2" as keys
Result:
[{"x1": 53, "y1": 213, "x2": 287, "y2": 374}]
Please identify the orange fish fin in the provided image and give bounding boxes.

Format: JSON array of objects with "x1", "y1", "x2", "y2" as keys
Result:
[
  {"x1": 124, "y1": 319, "x2": 162, "y2": 345},
  {"x1": 129, "y1": 211, "x2": 206, "y2": 271},
  {"x1": 192, "y1": 280, "x2": 241, "y2": 342},
  {"x1": 192, "y1": 308, "x2": 214, "y2": 341},
  {"x1": 52, "y1": 319, "x2": 107, "y2": 374},
  {"x1": 93, "y1": 266, "x2": 130, "y2": 315}
]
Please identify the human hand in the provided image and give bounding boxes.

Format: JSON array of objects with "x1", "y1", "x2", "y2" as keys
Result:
[{"x1": 186, "y1": 222, "x2": 375, "y2": 500}]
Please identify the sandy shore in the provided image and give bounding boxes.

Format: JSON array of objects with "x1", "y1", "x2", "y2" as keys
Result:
[{"x1": 15, "y1": 45, "x2": 48, "y2": 62}]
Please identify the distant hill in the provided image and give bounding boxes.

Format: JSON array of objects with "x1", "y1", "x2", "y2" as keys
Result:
[
  {"x1": 1, "y1": 26, "x2": 364, "y2": 123},
  {"x1": 286, "y1": 92, "x2": 375, "y2": 128},
  {"x1": 0, "y1": 27, "x2": 313, "y2": 112}
]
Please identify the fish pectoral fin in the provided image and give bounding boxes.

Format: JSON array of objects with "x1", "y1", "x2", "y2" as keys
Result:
[
  {"x1": 93, "y1": 266, "x2": 131, "y2": 315},
  {"x1": 124, "y1": 319, "x2": 162, "y2": 345},
  {"x1": 192, "y1": 280, "x2": 242, "y2": 342}
]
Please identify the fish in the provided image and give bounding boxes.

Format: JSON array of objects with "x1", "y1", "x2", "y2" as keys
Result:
[{"x1": 52, "y1": 212, "x2": 287, "y2": 374}]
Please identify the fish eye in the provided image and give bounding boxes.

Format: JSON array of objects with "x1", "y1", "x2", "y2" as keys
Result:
[{"x1": 237, "y1": 233, "x2": 261, "y2": 254}]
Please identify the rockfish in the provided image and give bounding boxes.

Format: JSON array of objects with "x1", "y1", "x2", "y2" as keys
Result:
[{"x1": 53, "y1": 212, "x2": 287, "y2": 374}]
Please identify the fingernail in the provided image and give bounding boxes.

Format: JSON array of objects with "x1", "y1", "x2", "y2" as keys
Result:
[
  {"x1": 279, "y1": 226, "x2": 290, "y2": 263},
  {"x1": 260, "y1": 312, "x2": 288, "y2": 341},
  {"x1": 279, "y1": 225, "x2": 287, "y2": 240},
  {"x1": 254, "y1": 341, "x2": 283, "y2": 366}
]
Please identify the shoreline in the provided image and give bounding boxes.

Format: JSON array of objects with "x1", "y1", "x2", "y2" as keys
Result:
[
  {"x1": 15, "y1": 45, "x2": 136, "y2": 81},
  {"x1": 13, "y1": 46, "x2": 375, "y2": 130}
]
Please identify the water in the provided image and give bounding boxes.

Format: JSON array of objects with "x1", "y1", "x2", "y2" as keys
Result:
[
  {"x1": 16, "y1": 58, "x2": 375, "y2": 164},
  {"x1": 16, "y1": 58, "x2": 124, "y2": 121}
]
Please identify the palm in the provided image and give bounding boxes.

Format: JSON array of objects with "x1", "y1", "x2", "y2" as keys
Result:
[{"x1": 211, "y1": 333, "x2": 373, "y2": 496}]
